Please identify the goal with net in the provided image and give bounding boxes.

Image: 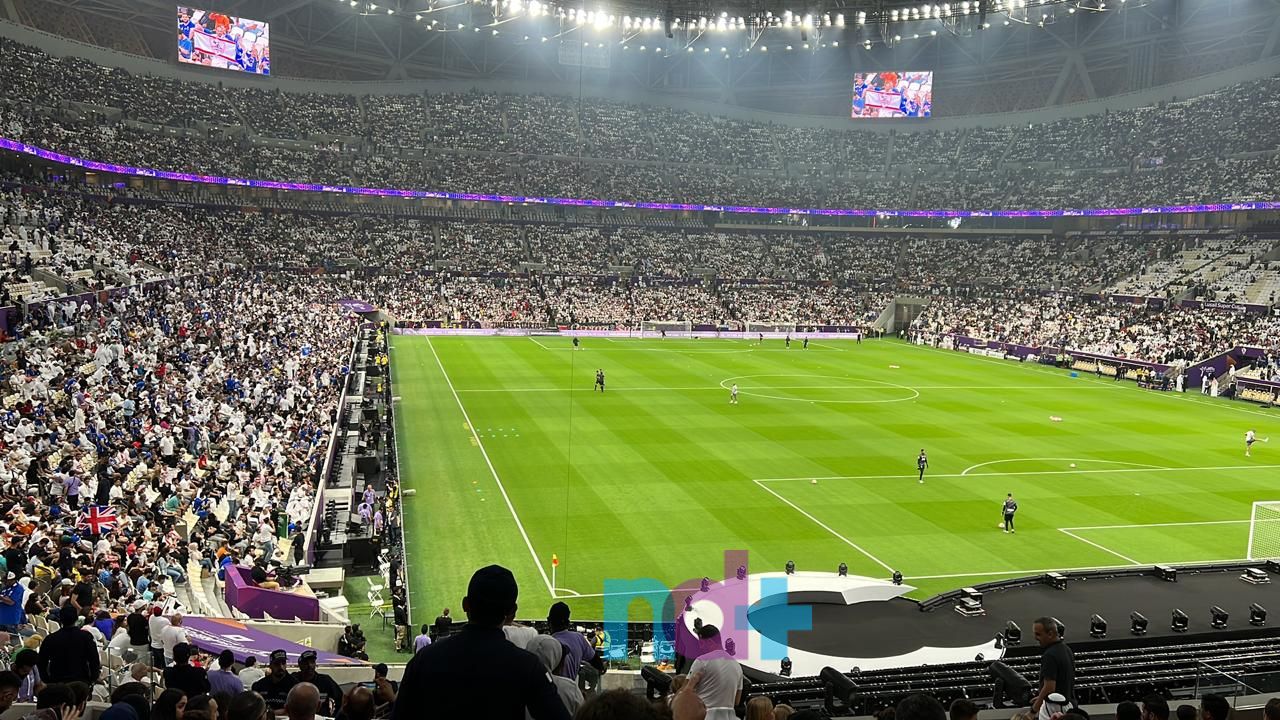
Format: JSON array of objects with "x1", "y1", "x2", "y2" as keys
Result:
[
  {"x1": 641, "y1": 321, "x2": 693, "y2": 338},
  {"x1": 746, "y1": 321, "x2": 797, "y2": 336},
  {"x1": 1246, "y1": 501, "x2": 1280, "y2": 559}
]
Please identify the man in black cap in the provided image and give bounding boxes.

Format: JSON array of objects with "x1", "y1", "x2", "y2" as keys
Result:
[
  {"x1": 391, "y1": 565, "x2": 570, "y2": 720},
  {"x1": 291, "y1": 650, "x2": 342, "y2": 716},
  {"x1": 252, "y1": 649, "x2": 298, "y2": 716},
  {"x1": 548, "y1": 601, "x2": 594, "y2": 681},
  {"x1": 36, "y1": 605, "x2": 99, "y2": 684},
  {"x1": 163, "y1": 643, "x2": 210, "y2": 697}
]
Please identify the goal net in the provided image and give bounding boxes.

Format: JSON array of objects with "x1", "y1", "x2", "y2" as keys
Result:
[
  {"x1": 1246, "y1": 501, "x2": 1280, "y2": 559},
  {"x1": 641, "y1": 321, "x2": 693, "y2": 338},
  {"x1": 746, "y1": 321, "x2": 797, "y2": 335}
]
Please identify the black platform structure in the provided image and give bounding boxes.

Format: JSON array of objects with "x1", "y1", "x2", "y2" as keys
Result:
[
  {"x1": 312, "y1": 324, "x2": 396, "y2": 576},
  {"x1": 738, "y1": 561, "x2": 1280, "y2": 716}
]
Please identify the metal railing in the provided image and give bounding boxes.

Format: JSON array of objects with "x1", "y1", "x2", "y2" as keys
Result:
[{"x1": 1193, "y1": 660, "x2": 1262, "y2": 701}]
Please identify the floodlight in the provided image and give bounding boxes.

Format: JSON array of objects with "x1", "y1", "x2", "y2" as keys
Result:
[
  {"x1": 820, "y1": 667, "x2": 857, "y2": 713},
  {"x1": 1089, "y1": 614, "x2": 1107, "y2": 638},
  {"x1": 1171, "y1": 608, "x2": 1189, "y2": 632},
  {"x1": 641, "y1": 665, "x2": 673, "y2": 700},
  {"x1": 1004, "y1": 621, "x2": 1021, "y2": 645},
  {"x1": 1130, "y1": 611, "x2": 1148, "y2": 635},
  {"x1": 1210, "y1": 605, "x2": 1229, "y2": 629},
  {"x1": 1250, "y1": 603, "x2": 1267, "y2": 626}
]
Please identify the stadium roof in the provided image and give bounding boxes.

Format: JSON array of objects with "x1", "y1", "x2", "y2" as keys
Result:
[{"x1": 18, "y1": 0, "x2": 1280, "y2": 107}]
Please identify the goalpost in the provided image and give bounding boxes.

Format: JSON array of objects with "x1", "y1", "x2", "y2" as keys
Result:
[
  {"x1": 1246, "y1": 501, "x2": 1280, "y2": 559},
  {"x1": 746, "y1": 321, "x2": 797, "y2": 336},
  {"x1": 640, "y1": 320, "x2": 693, "y2": 338}
]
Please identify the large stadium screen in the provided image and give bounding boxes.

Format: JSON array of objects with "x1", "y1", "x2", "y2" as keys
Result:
[
  {"x1": 178, "y1": 6, "x2": 270, "y2": 75},
  {"x1": 852, "y1": 72, "x2": 932, "y2": 118}
]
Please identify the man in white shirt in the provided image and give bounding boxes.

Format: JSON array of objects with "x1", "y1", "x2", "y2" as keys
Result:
[
  {"x1": 502, "y1": 612, "x2": 537, "y2": 650},
  {"x1": 148, "y1": 607, "x2": 170, "y2": 667},
  {"x1": 238, "y1": 655, "x2": 266, "y2": 688},
  {"x1": 687, "y1": 625, "x2": 742, "y2": 719},
  {"x1": 160, "y1": 613, "x2": 189, "y2": 665}
]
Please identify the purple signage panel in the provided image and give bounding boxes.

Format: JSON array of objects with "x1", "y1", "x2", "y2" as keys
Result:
[
  {"x1": 4, "y1": 136, "x2": 1280, "y2": 218},
  {"x1": 336, "y1": 298, "x2": 377, "y2": 313},
  {"x1": 1178, "y1": 299, "x2": 1269, "y2": 315},
  {"x1": 224, "y1": 565, "x2": 321, "y2": 621},
  {"x1": 183, "y1": 616, "x2": 363, "y2": 666}
]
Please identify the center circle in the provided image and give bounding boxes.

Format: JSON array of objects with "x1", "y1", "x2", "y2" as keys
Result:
[{"x1": 719, "y1": 374, "x2": 920, "y2": 404}]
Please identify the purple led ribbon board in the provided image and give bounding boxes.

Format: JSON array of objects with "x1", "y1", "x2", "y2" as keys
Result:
[{"x1": 2, "y1": 137, "x2": 1277, "y2": 218}]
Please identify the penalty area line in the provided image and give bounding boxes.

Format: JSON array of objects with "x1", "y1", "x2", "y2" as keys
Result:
[
  {"x1": 756, "y1": 463, "x2": 1280, "y2": 483},
  {"x1": 752, "y1": 479, "x2": 896, "y2": 574},
  {"x1": 528, "y1": 337, "x2": 576, "y2": 350},
  {"x1": 1057, "y1": 528, "x2": 1142, "y2": 565},
  {"x1": 1061, "y1": 519, "x2": 1252, "y2": 531},
  {"x1": 905, "y1": 557, "x2": 1256, "y2": 581}
]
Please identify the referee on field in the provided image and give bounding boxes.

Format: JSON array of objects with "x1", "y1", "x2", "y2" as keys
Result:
[{"x1": 1003, "y1": 493, "x2": 1018, "y2": 534}]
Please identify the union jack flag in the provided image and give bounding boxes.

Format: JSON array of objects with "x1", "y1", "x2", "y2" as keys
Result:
[{"x1": 77, "y1": 505, "x2": 118, "y2": 535}]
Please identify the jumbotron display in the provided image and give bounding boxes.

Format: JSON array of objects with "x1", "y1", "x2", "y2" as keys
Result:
[
  {"x1": 177, "y1": 6, "x2": 270, "y2": 75},
  {"x1": 852, "y1": 72, "x2": 933, "y2": 118}
]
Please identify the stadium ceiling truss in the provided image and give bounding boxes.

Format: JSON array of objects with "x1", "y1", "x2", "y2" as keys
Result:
[{"x1": 11, "y1": 0, "x2": 1280, "y2": 101}]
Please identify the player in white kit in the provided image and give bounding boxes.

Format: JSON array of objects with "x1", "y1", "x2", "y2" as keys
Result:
[
  {"x1": 1246, "y1": 429, "x2": 1268, "y2": 456},
  {"x1": 730, "y1": 384, "x2": 739, "y2": 405}
]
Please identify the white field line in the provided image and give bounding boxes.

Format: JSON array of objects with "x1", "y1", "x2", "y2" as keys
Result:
[
  {"x1": 538, "y1": 536, "x2": 1259, "y2": 599},
  {"x1": 528, "y1": 337, "x2": 568, "y2": 350},
  {"x1": 556, "y1": 556, "x2": 1266, "y2": 598},
  {"x1": 454, "y1": 384, "x2": 1121, "y2": 394},
  {"x1": 425, "y1": 336, "x2": 555, "y2": 597},
  {"x1": 810, "y1": 342, "x2": 847, "y2": 351},
  {"x1": 903, "y1": 339, "x2": 1280, "y2": 424},
  {"x1": 751, "y1": 479, "x2": 897, "y2": 574},
  {"x1": 1158, "y1": 390, "x2": 1280, "y2": 422},
  {"x1": 756, "y1": 463, "x2": 1280, "y2": 483},
  {"x1": 546, "y1": 587, "x2": 688, "y2": 599},
  {"x1": 388, "y1": 362, "x2": 413, "y2": 621},
  {"x1": 904, "y1": 558, "x2": 1256, "y2": 581},
  {"x1": 1062, "y1": 519, "x2": 1254, "y2": 531},
  {"x1": 1058, "y1": 528, "x2": 1143, "y2": 565},
  {"x1": 903, "y1": 340, "x2": 1107, "y2": 382},
  {"x1": 959, "y1": 458, "x2": 1167, "y2": 476}
]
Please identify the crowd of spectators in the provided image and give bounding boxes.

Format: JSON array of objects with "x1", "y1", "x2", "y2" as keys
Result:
[
  {"x1": 914, "y1": 293, "x2": 1280, "y2": 364},
  {"x1": 3, "y1": 37, "x2": 1280, "y2": 211},
  {"x1": 8, "y1": 173, "x2": 1280, "y2": 344},
  {"x1": 0, "y1": 261, "x2": 361, "y2": 717}
]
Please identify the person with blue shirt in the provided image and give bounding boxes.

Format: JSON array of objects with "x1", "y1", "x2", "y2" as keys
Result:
[
  {"x1": 178, "y1": 8, "x2": 196, "y2": 39},
  {"x1": 0, "y1": 573, "x2": 26, "y2": 633}
]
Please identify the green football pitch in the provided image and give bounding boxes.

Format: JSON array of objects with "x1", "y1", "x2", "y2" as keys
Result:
[{"x1": 390, "y1": 335, "x2": 1280, "y2": 623}]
